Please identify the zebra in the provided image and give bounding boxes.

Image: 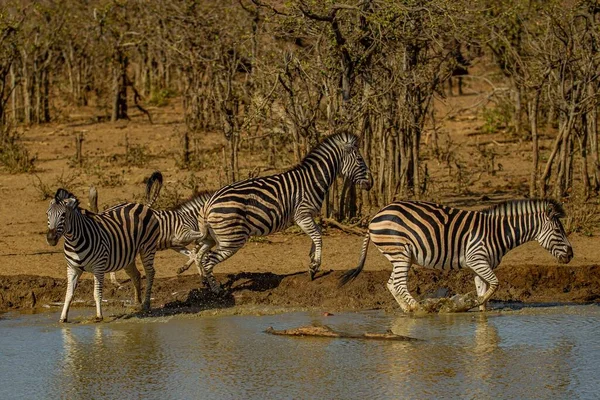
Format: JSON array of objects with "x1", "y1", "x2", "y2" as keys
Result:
[
  {"x1": 339, "y1": 199, "x2": 573, "y2": 312},
  {"x1": 46, "y1": 188, "x2": 160, "y2": 322},
  {"x1": 178, "y1": 132, "x2": 373, "y2": 293},
  {"x1": 143, "y1": 171, "x2": 214, "y2": 277},
  {"x1": 89, "y1": 172, "x2": 215, "y2": 278}
]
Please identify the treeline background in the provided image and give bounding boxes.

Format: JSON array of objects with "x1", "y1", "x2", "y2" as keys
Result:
[{"x1": 1, "y1": 0, "x2": 599, "y2": 221}]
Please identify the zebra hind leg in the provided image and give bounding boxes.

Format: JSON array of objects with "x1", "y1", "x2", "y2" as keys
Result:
[
  {"x1": 139, "y1": 250, "x2": 157, "y2": 312},
  {"x1": 384, "y1": 251, "x2": 420, "y2": 312},
  {"x1": 123, "y1": 262, "x2": 142, "y2": 305},
  {"x1": 109, "y1": 272, "x2": 122, "y2": 289}
]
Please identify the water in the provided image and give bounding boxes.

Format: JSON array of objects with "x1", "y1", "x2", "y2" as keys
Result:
[{"x1": 1, "y1": 305, "x2": 599, "y2": 400}]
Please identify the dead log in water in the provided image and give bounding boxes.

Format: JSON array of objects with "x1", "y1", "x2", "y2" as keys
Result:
[{"x1": 265, "y1": 325, "x2": 420, "y2": 341}]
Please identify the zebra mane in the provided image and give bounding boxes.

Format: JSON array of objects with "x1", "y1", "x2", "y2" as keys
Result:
[
  {"x1": 171, "y1": 190, "x2": 214, "y2": 212},
  {"x1": 54, "y1": 188, "x2": 80, "y2": 208},
  {"x1": 481, "y1": 199, "x2": 565, "y2": 218},
  {"x1": 295, "y1": 132, "x2": 359, "y2": 167}
]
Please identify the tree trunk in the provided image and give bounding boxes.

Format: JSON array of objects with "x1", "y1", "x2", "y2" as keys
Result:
[{"x1": 528, "y1": 93, "x2": 540, "y2": 197}]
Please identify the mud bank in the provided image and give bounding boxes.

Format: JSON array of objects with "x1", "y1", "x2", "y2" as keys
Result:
[{"x1": 2, "y1": 265, "x2": 599, "y2": 315}]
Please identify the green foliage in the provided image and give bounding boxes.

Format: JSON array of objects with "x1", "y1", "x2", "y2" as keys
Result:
[
  {"x1": 148, "y1": 89, "x2": 177, "y2": 107},
  {"x1": 481, "y1": 105, "x2": 511, "y2": 134}
]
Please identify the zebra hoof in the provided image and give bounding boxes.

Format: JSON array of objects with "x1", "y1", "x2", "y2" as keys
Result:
[
  {"x1": 59, "y1": 318, "x2": 67, "y2": 323},
  {"x1": 309, "y1": 270, "x2": 316, "y2": 281},
  {"x1": 93, "y1": 317, "x2": 103, "y2": 323}
]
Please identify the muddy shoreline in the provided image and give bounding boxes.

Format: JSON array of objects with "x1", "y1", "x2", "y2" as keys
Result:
[{"x1": 2, "y1": 265, "x2": 599, "y2": 315}]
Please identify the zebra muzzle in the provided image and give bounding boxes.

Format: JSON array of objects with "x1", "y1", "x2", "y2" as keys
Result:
[
  {"x1": 46, "y1": 230, "x2": 59, "y2": 246},
  {"x1": 359, "y1": 174, "x2": 374, "y2": 191}
]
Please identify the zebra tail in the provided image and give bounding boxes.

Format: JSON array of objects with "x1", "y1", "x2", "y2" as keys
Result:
[
  {"x1": 88, "y1": 185, "x2": 98, "y2": 214},
  {"x1": 339, "y1": 232, "x2": 370, "y2": 287},
  {"x1": 145, "y1": 171, "x2": 164, "y2": 207}
]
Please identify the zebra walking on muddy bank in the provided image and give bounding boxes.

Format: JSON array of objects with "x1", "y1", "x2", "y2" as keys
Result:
[
  {"x1": 46, "y1": 188, "x2": 160, "y2": 322},
  {"x1": 339, "y1": 199, "x2": 573, "y2": 312},
  {"x1": 178, "y1": 132, "x2": 373, "y2": 293}
]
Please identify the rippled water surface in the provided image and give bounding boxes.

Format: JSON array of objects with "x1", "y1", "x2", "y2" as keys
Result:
[{"x1": 1, "y1": 305, "x2": 599, "y2": 399}]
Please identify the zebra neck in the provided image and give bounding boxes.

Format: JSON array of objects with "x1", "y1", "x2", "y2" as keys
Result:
[
  {"x1": 500, "y1": 214, "x2": 541, "y2": 251},
  {"x1": 63, "y1": 209, "x2": 97, "y2": 244},
  {"x1": 297, "y1": 149, "x2": 342, "y2": 196}
]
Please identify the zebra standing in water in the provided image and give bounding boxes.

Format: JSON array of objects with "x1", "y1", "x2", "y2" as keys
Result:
[
  {"x1": 178, "y1": 132, "x2": 373, "y2": 292},
  {"x1": 339, "y1": 199, "x2": 573, "y2": 312},
  {"x1": 46, "y1": 188, "x2": 160, "y2": 322}
]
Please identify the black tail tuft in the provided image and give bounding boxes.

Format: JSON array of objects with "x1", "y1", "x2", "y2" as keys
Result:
[
  {"x1": 145, "y1": 171, "x2": 164, "y2": 207},
  {"x1": 338, "y1": 232, "x2": 370, "y2": 288},
  {"x1": 338, "y1": 267, "x2": 361, "y2": 287}
]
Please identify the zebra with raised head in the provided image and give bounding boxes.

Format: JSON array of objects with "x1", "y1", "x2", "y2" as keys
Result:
[
  {"x1": 339, "y1": 199, "x2": 573, "y2": 312},
  {"x1": 46, "y1": 188, "x2": 160, "y2": 322},
  {"x1": 179, "y1": 132, "x2": 373, "y2": 292}
]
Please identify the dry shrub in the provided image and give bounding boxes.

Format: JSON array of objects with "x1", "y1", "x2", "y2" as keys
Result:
[
  {"x1": 32, "y1": 171, "x2": 79, "y2": 200},
  {"x1": 0, "y1": 127, "x2": 36, "y2": 173},
  {"x1": 563, "y1": 199, "x2": 600, "y2": 236}
]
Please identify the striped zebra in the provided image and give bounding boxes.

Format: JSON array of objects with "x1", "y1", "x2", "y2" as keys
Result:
[
  {"x1": 89, "y1": 172, "x2": 214, "y2": 277},
  {"x1": 46, "y1": 188, "x2": 160, "y2": 322},
  {"x1": 143, "y1": 171, "x2": 214, "y2": 276},
  {"x1": 179, "y1": 132, "x2": 373, "y2": 292},
  {"x1": 339, "y1": 199, "x2": 573, "y2": 312}
]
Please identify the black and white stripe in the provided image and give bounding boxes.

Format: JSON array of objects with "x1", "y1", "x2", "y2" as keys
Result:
[
  {"x1": 340, "y1": 199, "x2": 573, "y2": 312},
  {"x1": 184, "y1": 132, "x2": 373, "y2": 292},
  {"x1": 46, "y1": 188, "x2": 160, "y2": 322}
]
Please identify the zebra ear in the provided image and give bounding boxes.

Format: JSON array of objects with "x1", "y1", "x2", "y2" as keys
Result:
[
  {"x1": 55, "y1": 188, "x2": 76, "y2": 202},
  {"x1": 545, "y1": 202, "x2": 564, "y2": 219},
  {"x1": 64, "y1": 197, "x2": 79, "y2": 209},
  {"x1": 55, "y1": 188, "x2": 79, "y2": 208}
]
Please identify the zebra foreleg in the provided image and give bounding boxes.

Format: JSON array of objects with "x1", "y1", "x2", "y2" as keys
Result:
[
  {"x1": 92, "y1": 272, "x2": 105, "y2": 322},
  {"x1": 470, "y1": 264, "x2": 499, "y2": 310},
  {"x1": 60, "y1": 266, "x2": 83, "y2": 323},
  {"x1": 474, "y1": 275, "x2": 489, "y2": 312},
  {"x1": 123, "y1": 262, "x2": 142, "y2": 305},
  {"x1": 295, "y1": 215, "x2": 322, "y2": 280}
]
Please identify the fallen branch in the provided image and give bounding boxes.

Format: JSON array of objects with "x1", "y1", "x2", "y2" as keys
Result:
[
  {"x1": 265, "y1": 324, "x2": 420, "y2": 341},
  {"x1": 323, "y1": 218, "x2": 364, "y2": 235}
]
